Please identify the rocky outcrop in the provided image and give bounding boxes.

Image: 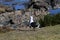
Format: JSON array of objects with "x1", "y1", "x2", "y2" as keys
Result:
[
  {"x1": 1, "y1": 0, "x2": 60, "y2": 29},
  {"x1": 0, "y1": 10, "x2": 30, "y2": 28},
  {"x1": 0, "y1": 9, "x2": 47, "y2": 29}
]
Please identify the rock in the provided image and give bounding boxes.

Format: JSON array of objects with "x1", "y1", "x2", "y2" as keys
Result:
[{"x1": 0, "y1": 9, "x2": 48, "y2": 29}]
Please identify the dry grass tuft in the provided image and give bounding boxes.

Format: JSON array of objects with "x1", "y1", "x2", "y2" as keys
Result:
[{"x1": 0, "y1": 25, "x2": 60, "y2": 40}]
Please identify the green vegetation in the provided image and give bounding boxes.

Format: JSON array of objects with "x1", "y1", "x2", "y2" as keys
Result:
[{"x1": 39, "y1": 13, "x2": 60, "y2": 27}]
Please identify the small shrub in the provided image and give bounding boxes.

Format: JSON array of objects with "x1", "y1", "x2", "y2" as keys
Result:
[
  {"x1": 39, "y1": 13, "x2": 60, "y2": 27},
  {"x1": 39, "y1": 19, "x2": 46, "y2": 28}
]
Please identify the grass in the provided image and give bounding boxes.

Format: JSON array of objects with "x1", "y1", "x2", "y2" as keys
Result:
[{"x1": 0, "y1": 25, "x2": 60, "y2": 40}]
